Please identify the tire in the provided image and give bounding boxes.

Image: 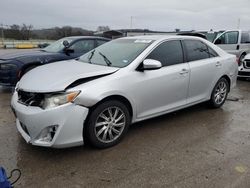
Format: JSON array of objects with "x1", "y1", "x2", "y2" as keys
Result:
[
  {"x1": 209, "y1": 78, "x2": 229, "y2": 108},
  {"x1": 85, "y1": 100, "x2": 131, "y2": 149},
  {"x1": 239, "y1": 53, "x2": 246, "y2": 65}
]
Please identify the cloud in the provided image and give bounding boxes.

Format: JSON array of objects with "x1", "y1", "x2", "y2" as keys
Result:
[{"x1": 0, "y1": 0, "x2": 249, "y2": 31}]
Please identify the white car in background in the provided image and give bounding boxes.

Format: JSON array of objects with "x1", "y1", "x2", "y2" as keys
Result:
[
  {"x1": 213, "y1": 30, "x2": 250, "y2": 63},
  {"x1": 238, "y1": 53, "x2": 250, "y2": 78}
]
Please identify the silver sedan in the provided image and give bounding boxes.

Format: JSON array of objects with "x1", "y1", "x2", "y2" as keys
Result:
[{"x1": 11, "y1": 35, "x2": 238, "y2": 148}]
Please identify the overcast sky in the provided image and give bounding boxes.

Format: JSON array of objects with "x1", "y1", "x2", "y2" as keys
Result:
[{"x1": 0, "y1": 0, "x2": 250, "y2": 31}]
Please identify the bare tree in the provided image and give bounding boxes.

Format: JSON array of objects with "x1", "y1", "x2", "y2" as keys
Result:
[
  {"x1": 96, "y1": 26, "x2": 110, "y2": 32},
  {"x1": 20, "y1": 24, "x2": 33, "y2": 40}
]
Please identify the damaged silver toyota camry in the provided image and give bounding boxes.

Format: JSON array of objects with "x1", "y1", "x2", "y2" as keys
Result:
[{"x1": 11, "y1": 36, "x2": 238, "y2": 148}]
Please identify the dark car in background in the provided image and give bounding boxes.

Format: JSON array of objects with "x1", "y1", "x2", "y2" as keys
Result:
[{"x1": 0, "y1": 36, "x2": 110, "y2": 86}]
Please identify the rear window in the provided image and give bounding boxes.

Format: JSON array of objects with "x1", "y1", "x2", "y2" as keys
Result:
[{"x1": 184, "y1": 40, "x2": 210, "y2": 62}]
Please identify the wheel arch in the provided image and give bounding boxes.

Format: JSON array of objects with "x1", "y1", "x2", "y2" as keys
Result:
[
  {"x1": 90, "y1": 95, "x2": 134, "y2": 119},
  {"x1": 239, "y1": 51, "x2": 247, "y2": 61},
  {"x1": 220, "y1": 75, "x2": 231, "y2": 92}
]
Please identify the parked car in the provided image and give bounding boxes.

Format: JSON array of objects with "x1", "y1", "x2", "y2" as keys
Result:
[
  {"x1": 0, "y1": 36, "x2": 110, "y2": 87},
  {"x1": 11, "y1": 35, "x2": 238, "y2": 149},
  {"x1": 238, "y1": 53, "x2": 250, "y2": 78},
  {"x1": 213, "y1": 30, "x2": 250, "y2": 63}
]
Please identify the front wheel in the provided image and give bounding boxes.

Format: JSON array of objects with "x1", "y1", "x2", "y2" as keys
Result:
[
  {"x1": 85, "y1": 100, "x2": 131, "y2": 148},
  {"x1": 209, "y1": 78, "x2": 229, "y2": 108}
]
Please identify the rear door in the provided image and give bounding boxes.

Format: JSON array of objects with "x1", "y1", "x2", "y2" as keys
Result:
[{"x1": 183, "y1": 39, "x2": 221, "y2": 104}]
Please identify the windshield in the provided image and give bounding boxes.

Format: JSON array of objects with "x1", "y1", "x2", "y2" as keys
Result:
[
  {"x1": 79, "y1": 39, "x2": 154, "y2": 68},
  {"x1": 43, "y1": 38, "x2": 73, "y2": 53}
]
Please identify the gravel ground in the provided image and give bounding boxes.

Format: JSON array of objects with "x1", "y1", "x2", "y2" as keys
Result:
[{"x1": 1, "y1": 49, "x2": 250, "y2": 188}]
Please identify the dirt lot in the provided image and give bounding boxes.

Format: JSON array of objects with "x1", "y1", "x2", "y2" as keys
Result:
[{"x1": 1, "y1": 49, "x2": 250, "y2": 188}]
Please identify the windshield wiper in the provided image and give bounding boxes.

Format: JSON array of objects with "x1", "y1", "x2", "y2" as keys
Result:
[
  {"x1": 99, "y1": 52, "x2": 112, "y2": 66},
  {"x1": 88, "y1": 49, "x2": 95, "y2": 64}
]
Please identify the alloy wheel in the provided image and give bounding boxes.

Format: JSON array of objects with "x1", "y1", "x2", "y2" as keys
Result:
[
  {"x1": 94, "y1": 107, "x2": 126, "y2": 143},
  {"x1": 214, "y1": 81, "x2": 227, "y2": 105}
]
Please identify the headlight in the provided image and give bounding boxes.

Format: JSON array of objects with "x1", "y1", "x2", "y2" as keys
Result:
[
  {"x1": 15, "y1": 82, "x2": 20, "y2": 92},
  {"x1": 42, "y1": 91, "x2": 80, "y2": 109},
  {"x1": 0, "y1": 63, "x2": 17, "y2": 70}
]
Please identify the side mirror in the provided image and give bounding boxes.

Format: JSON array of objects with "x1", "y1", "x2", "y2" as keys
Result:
[
  {"x1": 142, "y1": 59, "x2": 162, "y2": 70},
  {"x1": 63, "y1": 40, "x2": 70, "y2": 47}
]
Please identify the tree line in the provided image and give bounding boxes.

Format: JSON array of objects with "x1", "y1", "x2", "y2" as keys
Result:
[{"x1": 1, "y1": 24, "x2": 110, "y2": 40}]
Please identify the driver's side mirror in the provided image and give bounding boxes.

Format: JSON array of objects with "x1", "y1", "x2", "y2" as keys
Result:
[
  {"x1": 63, "y1": 40, "x2": 74, "y2": 55},
  {"x1": 63, "y1": 40, "x2": 70, "y2": 47},
  {"x1": 141, "y1": 59, "x2": 162, "y2": 70}
]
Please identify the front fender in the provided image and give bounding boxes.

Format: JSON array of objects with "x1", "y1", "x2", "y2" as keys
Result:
[{"x1": 74, "y1": 90, "x2": 137, "y2": 122}]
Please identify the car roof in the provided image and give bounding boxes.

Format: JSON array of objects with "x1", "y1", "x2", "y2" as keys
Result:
[
  {"x1": 123, "y1": 35, "x2": 206, "y2": 41},
  {"x1": 64, "y1": 36, "x2": 110, "y2": 40}
]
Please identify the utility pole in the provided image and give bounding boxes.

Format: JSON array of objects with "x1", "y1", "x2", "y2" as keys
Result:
[
  {"x1": 0, "y1": 23, "x2": 4, "y2": 45},
  {"x1": 130, "y1": 16, "x2": 133, "y2": 30},
  {"x1": 237, "y1": 18, "x2": 241, "y2": 29}
]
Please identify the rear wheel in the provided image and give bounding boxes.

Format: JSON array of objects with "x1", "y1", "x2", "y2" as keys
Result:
[
  {"x1": 209, "y1": 78, "x2": 229, "y2": 108},
  {"x1": 85, "y1": 100, "x2": 131, "y2": 148}
]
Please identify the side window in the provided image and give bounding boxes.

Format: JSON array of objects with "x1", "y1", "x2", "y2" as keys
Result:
[
  {"x1": 97, "y1": 40, "x2": 108, "y2": 47},
  {"x1": 184, "y1": 40, "x2": 210, "y2": 61},
  {"x1": 241, "y1": 32, "x2": 250, "y2": 43},
  {"x1": 69, "y1": 40, "x2": 95, "y2": 53},
  {"x1": 146, "y1": 40, "x2": 184, "y2": 67},
  {"x1": 215, "y1": 31, "x2": 239, "y2": 44}
]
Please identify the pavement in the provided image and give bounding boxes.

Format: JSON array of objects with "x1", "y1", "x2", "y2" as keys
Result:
[{"x1": 1, "y1": 49, "x2": 250, "y2": 187}]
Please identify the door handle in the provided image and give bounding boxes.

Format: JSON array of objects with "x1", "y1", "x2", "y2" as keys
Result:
[
  {"x1": 179, "y1": 69, "x2": 189, "y2": 75},
  {"x1": 215, "y1": 62, "x2": 222, "y2": 67},
  {"x1": 236, "y1": 45, "x2": 240, "y2": 50}
]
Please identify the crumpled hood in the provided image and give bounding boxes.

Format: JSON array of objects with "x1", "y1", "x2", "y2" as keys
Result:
[
  {"x1": 18, "y1": 60, "x2": 119, "y2": 93},
  {"x1": 0, "y1": 50, "x2": 58, "y2": 62}
]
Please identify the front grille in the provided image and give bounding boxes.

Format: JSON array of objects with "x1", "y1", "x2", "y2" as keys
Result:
[
  {"x1": 244, "y1": 60, "x2": 250, "y2": 69},
  {"x1": 17, "y1": 90, "x2": 44, "y2": 107}
]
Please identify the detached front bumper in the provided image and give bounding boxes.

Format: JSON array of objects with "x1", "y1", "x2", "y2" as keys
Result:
[{"x1": 11, "y1": 92, "x2": 89, "y2": 148}]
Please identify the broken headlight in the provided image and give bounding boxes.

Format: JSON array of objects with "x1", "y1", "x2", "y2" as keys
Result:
[{"x1": 42, "y1": 91, "x2": 80, "y2": 109}]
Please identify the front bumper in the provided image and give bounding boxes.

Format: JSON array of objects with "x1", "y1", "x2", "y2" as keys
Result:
[
  {"x1": 0, "y1": 69, "x2": 18, "y2": 86},
  {"x1": 11, "y1": 92, "x2": 89, "y2": 148},
  {"x1": 0, "y1": 61, "x2": 20, "y2": 86},
  {"x1": 238, "y1": 64, "x2": 250, "y2": 78}
]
